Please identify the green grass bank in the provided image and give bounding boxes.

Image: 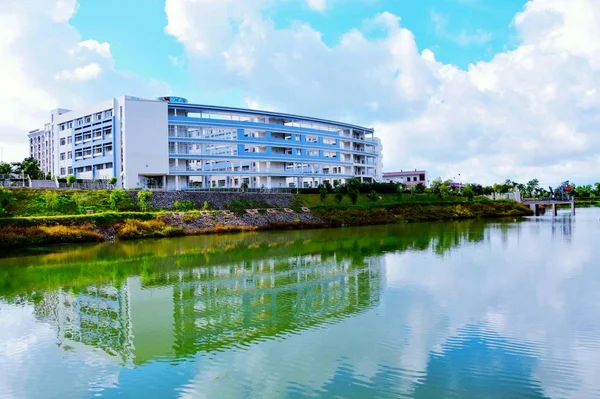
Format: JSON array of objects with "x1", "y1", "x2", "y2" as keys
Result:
[{"x1": 0, "y1": 188, "x2": 532, "y2": 249}]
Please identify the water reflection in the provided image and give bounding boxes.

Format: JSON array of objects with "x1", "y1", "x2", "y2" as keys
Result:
[{"x1": 1, "y1": 212, "x2": 600, "y2": 398}]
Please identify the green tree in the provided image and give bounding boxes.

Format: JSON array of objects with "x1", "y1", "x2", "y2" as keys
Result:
[
  {"x1": 137, "y1": 190, "x2": 153, "y2": 211},
  {"x1": 12, "y1": 157, "x2": 43, "y2": 179},
  {"x1": 66, "y1": 174, "x2": 76, "y2": 186},
  {"x1": 439, "y1": 181, "x2": 451, "y2": 197},
  {"x1": 594, "y1": 182, "x2": 600, "y2": 198},
  {"x1": 462, "y1": 185, "x2": 475, "y2": 201},
  {"x1": 430, "y1": 177, "x2": 443, "y2": 196},
  {"x1": 525, "y1": 179, "x2": 539, "y2": 197},
  {"x1": 109, "y1": 177, "x2": 118, "y2": 186},
  {"x1": 0, "y1": 162, "x2": 11, "y2": 175},
  {"x1": 491, "y1": 183, "x2": 502, "y2": 199}
]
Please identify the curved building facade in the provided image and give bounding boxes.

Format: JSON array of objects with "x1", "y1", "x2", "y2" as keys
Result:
[{"x1": 28, "y1": 96, "x2": 382, "y2": 190}]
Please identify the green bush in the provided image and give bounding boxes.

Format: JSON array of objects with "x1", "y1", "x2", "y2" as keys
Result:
[
  {"x1": 42, "y1": 191, "x2": 77, "y2": 215},
  {"x1": 226, "y1": 199, "x2": 271, "y2": 214},
  {"x1": 368, "y1": 190, "x2": 379, "y2": 202},
  {"x1": 72, "y1": 191, "x2": 110, "y2": 214},
  {"x1": 109, "y1": 177, "x2": 118, "y2": 185},
  {"x1": 334, "y1": 190, "x2": 344, "y2": 203},
  {"x1": 109, "y1": 189, "x2": 134, "y2": 211},
  {"x1": 0, "y1": 188, "x2": 16, "y2": 216},
  {"x1": 319, "y1": 184, "x2": 327, "y2": 202},
  {"x1": 173, "y1": 200, "x2": 195, "y2": 211},
  {"x1": 137, "y1": 190, "x2": 153, "y2": 211}
]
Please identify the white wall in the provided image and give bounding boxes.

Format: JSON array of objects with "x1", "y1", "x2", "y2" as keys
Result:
[{"x1": 120, "y1": 98, "x2": 169, "y2": 188}]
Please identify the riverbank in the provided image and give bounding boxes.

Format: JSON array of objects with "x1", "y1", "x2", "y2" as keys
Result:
[{"x1": 0, "y1": 193, "x2": 532, "y2": 248}]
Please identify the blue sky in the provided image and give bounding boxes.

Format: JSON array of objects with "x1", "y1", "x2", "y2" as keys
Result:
[
  {"x1": 71, "y1": 0, "x2": 528, "y2": 105},
  {"x1": 4, "y1": 0, "x2": 598, "y2": 185}
]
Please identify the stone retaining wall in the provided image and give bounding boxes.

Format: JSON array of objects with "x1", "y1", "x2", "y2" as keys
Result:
[
  {"x1": 159, "y1": 209, "x2": 322, "y2": 231},
  {"x1": 127, "y1": 191, "x2": 297, "y2": 210}
]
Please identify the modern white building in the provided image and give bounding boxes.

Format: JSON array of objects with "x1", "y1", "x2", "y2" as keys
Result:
[{"x1": 27, "y1": 96, "x2": 382, "y2": 190}]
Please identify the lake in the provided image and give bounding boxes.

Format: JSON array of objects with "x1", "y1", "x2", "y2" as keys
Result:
[{"x1": 1, "y1": 208, "x2": 600, "y2": 398}]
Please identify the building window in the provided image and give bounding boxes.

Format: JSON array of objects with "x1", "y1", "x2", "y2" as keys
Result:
[
  {"x1": 85, "y1": 166, "x2": 92, "y2": 172},
  {"x1": 68, "y1": 121, "x2": 73, "y2": 128},
  {"x1": 76, "y1": 118, "x2": 83, "y2": 126},
  {"x1": 60, "y1": 138, "x2": 66, "y2": 146},
  {"x1": 67, "y1": 136, "x2": 72, "y2": 144},
  {"x1": 105, "y1": 162, "x2": 113, "y2": 169},
  {"x1": 60, "y1": 153, "x2": 65, "y2": 161},
  {"x1": 96, "y1": 113, "x2": 102, "y2": 121},
  {"x1": 67, "y1": 151, "x2": 72, "y2": 159},
  {"x1": 104, "y1": 110, "x2": 112, "y2": 118},
  {"x1": 60, "y1": 167, "x2": 66, "y2": 175},
  {"x1": 60, "y1": 124, "x2": 65, "y2": 131},
  {"x1": 85, "y1": 116, "x2": 91, "y2": 124},
  {"x1": 67, "y1": 167, "x2": 73, "y2": 174},
  {"x1": 97, "y1": 164, "x2": 104, "y2": 170}
]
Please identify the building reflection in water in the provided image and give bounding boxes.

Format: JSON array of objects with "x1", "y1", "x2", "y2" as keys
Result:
[{"x1": 31, "y1": 253, "x2": 384, "y2": 364}]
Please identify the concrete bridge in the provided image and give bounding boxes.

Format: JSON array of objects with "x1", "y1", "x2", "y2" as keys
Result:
[{"x1": 521, "y1": 198, "x2": 575, "y2": 216}]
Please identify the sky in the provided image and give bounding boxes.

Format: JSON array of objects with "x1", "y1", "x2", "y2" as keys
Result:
[{"x1": 0, "y1": 0, "x2": 599, "y2": 185}]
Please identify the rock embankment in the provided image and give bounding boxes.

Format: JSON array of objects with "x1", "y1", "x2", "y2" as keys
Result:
[
  {"x1": 127, "y1": 191, "x2": 297, "y2": 210},
  {"x1": 158, "y1": 209, "x2": 323, "y2": 233}
]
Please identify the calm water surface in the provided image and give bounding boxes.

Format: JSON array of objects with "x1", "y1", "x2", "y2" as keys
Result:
[{"x1": 1, "y1": 208, "x2": 600, "y2": 398}]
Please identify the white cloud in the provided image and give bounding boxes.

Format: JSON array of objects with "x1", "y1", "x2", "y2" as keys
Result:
[
  {"x1": 54, "y1": 62, "x2": 102, "y2": 81},
  {"x1": 0, "y1": 0, "x2": 170, "y2": 162},
  {"x1": 76, "y1": 40, "x2": 112, "y2": 58},
  {"x1": 165, "y1": 0, "x2": 600, "y2": 185},
  {"x1": 307, "y1": 0, "x2": 326, "y2": 13}
]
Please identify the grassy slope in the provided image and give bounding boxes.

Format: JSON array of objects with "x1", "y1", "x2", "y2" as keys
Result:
[{"x1": 0, "y1": 189, "x2": 532, "y2": 249}]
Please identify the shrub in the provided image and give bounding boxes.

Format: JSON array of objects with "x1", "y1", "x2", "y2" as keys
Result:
[
  {"x1": 42, "y1": 190, "x2": 77, "y2": 215},
  {"x1": 334, "y1": 190, "x2": 344, "y2": 203},
  {"x1": 182, "y1": 212, "x2": 200, "y2": 223},
  {"x1": 201, "y1": 201, "x2": 211, "y2": 211},
  {"x1": 109, "y1": 177, "x2": 118, "y2": 185},
  {"x1": 173, "y1": 200, "x2": 195, "y2": 211},
  {"x1": 226, "y1": 199, "x2": 271, "y2": 214},
  {"x1": 347, "y1": 178, "x2": 361, "y2": 205},
  {"x1": 66, "y1": 174, "x2": 76, "y2": 185},
  {"x1": 368, "y1": 190, "x2": 379, "y2": 202},
  {"x1": 0, "y1": 224, "x2": 103, "y2": 248},
  {"x1": 0, "y1": 188, "x2": 16, "y2": 216},
  {"x1": 319, "y1": 184, "x2": 327, "y2": 202},
  {"x1": 137, "y1": 190, "x2": 153, "y2": 211},
  {"x1": 117, "y1": 219, "x2": 183, "y2": 239},
  {"x1": 109, "y1": 189, "x2": 134, "y2": 211}
]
